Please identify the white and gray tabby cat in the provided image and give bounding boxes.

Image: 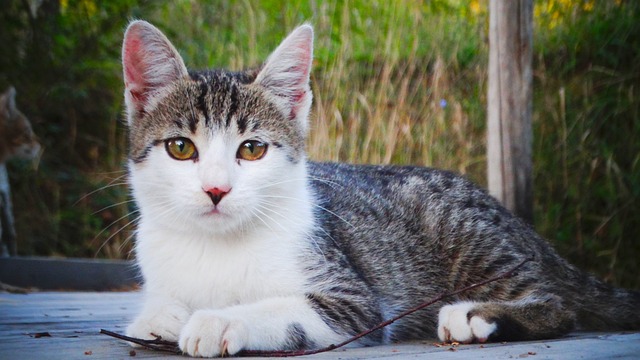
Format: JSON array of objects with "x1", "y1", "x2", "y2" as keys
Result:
[{"x1": 122, "y1": 21, "x2": 639, "y2": 357}]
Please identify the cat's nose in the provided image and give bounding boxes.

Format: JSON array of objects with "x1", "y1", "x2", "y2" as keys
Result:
[{"x1": 204, "y1": 187, "x2": 231, "y2": 206}]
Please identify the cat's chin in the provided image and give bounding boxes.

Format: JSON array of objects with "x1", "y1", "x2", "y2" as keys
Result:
[{"x1": 192, "y1": 215, "x2": 243, "y2": 237}]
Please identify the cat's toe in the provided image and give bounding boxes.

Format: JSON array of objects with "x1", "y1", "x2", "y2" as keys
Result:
[
  {"x1": 438, "y1": 302, "x2": 474, "y2": 342},
  {"x1": 468, "y1": 315, "x2": 496, "y2": 343},
  {"x1": 126, "y1": 303, "x2": 189, "y2": 344},
  {"x1": 179, "y1": 310, "x2": 248, "y2": 357},
  {"x1": 126, "y1": 318, "x2": 176, "y2": 347},
  {"x1": 125, "y1": 320, "x2": 154, "y2": 347},
  {"x1": 437, "y1": 302, "x2": 496, "y2": 343}
]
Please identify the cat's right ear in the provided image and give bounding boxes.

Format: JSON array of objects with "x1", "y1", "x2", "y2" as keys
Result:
[
  {"x1": 254, "y1": 25, "x2": 314, "y2": 132},
  {"x1": 122, "y1": 20, "x2": 188, "y2": 124}
]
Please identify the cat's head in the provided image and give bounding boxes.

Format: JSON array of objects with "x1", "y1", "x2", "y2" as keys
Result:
[
  {"x1": 122, "y1": 20, "x2": 314, "y2": 237},
  {"x1": 0, "y1": 87, "x2": 41, "y2": 163}
]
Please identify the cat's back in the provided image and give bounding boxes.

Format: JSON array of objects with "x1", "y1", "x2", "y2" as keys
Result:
[
  {"x1": 306, "y1": 161, "x2": 556, "y2": 296},
  {"x1": 307, "y1": 161, "x2": 515, "y2": 236}
]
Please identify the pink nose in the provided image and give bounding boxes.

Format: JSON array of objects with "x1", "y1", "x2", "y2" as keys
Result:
[{"x1": 204, "y1": 187, "x2": 231, "y2": 205}]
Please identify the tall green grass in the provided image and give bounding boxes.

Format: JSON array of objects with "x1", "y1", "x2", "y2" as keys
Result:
[
  {"x1": 532, "y1": 0, "x2": 640, "y2": 288},
  {"x1": 2, "y1": 0, "x2": 638, "y2": 288}
]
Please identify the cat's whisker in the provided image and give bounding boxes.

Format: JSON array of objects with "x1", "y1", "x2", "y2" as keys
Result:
[
  {"x1": 251, "y1": 175, "x2": 343, "y2": 192},
  {"x1": 94, "y1": 169, "x2": 128, "y2": 176},
  {"x1": 75, "y1": 181, "x2": 130, "y2": 205},
  {"x1": 261, "y1": 194, "x2": 355, "y2": 229},
  {"x1": 248, "y1": 208, "x2": 276, "y2": 233},
  {"x1": 119, "y1": 230, "x2": 139, "y2": 260},
  {"x1": 257, "y1": 200, "x2": 328, "y2": 262},
  {"x1": 144, "y1": 196, "x2": 209, "y2": 234},
  {"x1": 307, "y1": 176, "x2": 345, "y2": 189},
  {"x1": 252, "y1": 206, "x2": 289, "y2": 232},
  {"x1": 91, "y1": 209, "x2": 140, "y2": 247},
  {"x1": 95, "y1": 215, "x2": 141, "y2": 257},
  {"x1": 94, "y1": 211, "x2": 141, "y2": 257},
  {"x1": 255, "y1": 199, "x2": 317, "y2": 231},
  {"x1": 256, "y1": 199, "x2": 309, "y2": 226},
  {"x1": 92, "y1": 199, "x2": 136, "y2": 215},
  {"x1": 92, "y1": 196, "x2": 176, "y2": 254},
  {"x1": 251, "y1": 177, "x2": 308, "y2": 191},
  {"x1": 148, "y1": 199, "x2": 184, "y2": 223},
  {"x1": 99, "y1": 202, "x2": 177, "y2": 255}
]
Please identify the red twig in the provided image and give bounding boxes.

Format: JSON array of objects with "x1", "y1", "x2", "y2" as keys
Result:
[{"x1": 101, "y1": 257, "x2": 532, "y2": 357}]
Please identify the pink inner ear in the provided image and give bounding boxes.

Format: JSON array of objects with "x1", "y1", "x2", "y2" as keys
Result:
[
  {"x1": 289, "y1": 89, "x2": 307, "y2": 120},
  {"x1": 287, "y1": 43, "x2": 312, "y2": 120},
  {"x1": 124, "y1": 38, "x2": 142, "y2": 85},
  {"x1": 123, "y1": 35, "x2": 150, "y2": 109}
]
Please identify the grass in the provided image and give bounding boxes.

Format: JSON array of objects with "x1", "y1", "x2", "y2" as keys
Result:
[
  {"x1": 2, "y1": 0, "x2": 638, "y2": 289},
  {"x1": 150, "y1": 0, "x2": 489, "y2": 172}
]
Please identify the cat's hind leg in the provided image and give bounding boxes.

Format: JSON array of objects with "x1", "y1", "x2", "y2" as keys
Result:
[{"x1": 437, "y1": 295, "x2": 575, "y2": 343}]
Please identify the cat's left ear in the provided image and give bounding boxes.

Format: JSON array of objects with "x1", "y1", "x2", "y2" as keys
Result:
[{"x1": 254, "y1": 24, "x2": 314, "y2": 132}]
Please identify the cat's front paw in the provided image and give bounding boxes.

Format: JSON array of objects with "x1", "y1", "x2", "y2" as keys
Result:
[
  {"x1": 179, "y1": 310, "x2": 249, "y2": 357},
  {"x1": 437, "y1": 302, "x2": 497, "y2": 343},
  {"x1": 126, "y1": 302, "x2": 190, "y2": 344}
]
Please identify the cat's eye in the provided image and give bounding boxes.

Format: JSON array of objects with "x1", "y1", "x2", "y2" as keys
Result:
[
  {"x1": 165, "y1": 138, "x2": 198, "y2": 161},
  {"x1": 237, "y1": 140, "x2": 267, "y2": 161}
]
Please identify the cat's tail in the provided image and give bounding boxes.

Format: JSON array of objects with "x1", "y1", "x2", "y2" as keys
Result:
[{"x1": 572, "y1": 271, "x2": 640, "y2": 331}]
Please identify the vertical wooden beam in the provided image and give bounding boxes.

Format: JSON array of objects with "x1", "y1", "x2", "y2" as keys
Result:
[{"x1": 487, "y1": 0, "x2": 534, "y2": 223}]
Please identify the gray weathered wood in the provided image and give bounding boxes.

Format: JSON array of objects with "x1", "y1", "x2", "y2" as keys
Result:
[
  {"x1": 487, "y1": 0, "x2": 534, "y2": 222},
  {"x1": 1, "y1": 291, "x2": 639, "y2": 359}
]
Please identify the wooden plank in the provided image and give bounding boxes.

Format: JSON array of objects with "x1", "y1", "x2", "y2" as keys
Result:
[
  {"x1": 1, "y1": 291, "x2": 639, "y2": 359},
  {"x1": 487, "y1": 0, "x2": 534, "y2": 222},
  {"x1": 0, "y1": 292, "x2": 163, "y2": 359}
]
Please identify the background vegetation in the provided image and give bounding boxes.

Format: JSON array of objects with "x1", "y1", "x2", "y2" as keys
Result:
[{"x1": 1, "y1": 0, "x2": 638, "y2": 289}]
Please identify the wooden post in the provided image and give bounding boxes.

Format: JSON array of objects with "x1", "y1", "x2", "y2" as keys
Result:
[{"x1": 487, "y1": 0, "x2": 534, "y2": 223}]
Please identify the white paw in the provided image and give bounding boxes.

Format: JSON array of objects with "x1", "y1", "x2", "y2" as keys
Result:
[
  {"x1": 179, "y1": 310, "x2": 249, "y2": 357},
  {"x1": 126, "y1": 302, "x2": 190, "y2": 344},
  {"x1": 437, "y1": 302, "x2": 497, "y2": 343}
]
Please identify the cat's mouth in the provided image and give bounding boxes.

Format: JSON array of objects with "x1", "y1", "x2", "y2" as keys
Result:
[{"x1": 202, "y1": 206, "x2": 226, "y2": 217}]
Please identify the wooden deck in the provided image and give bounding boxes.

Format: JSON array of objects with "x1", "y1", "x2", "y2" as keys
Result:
[{"x1": 1, "y1": 291, "x2": 639, "y2": 359}]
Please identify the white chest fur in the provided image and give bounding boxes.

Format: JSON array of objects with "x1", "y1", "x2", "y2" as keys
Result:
[{"x1": 135, "y1": 208, "x2": 313, "y2": 311}]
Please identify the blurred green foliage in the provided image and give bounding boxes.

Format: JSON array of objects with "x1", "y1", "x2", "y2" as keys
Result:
[{"x1": 0, "y1": 0, "x2": 638, "y2": 288}]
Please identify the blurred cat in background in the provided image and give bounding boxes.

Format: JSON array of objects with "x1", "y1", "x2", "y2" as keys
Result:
[{"x1": 0, "y1": 87, "x2": 40, "y2": 256}]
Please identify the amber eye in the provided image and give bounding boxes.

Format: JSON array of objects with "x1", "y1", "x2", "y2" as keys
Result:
[
  {"x1": 237, "y1": 140, "x2": 267, "y2": 161},
  {"x1": 165, "y1": 138, "x2": 197, "y2": 160}
]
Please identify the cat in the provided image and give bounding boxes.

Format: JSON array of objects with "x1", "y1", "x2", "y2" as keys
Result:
[
  {"x1": 0, "y1": 87, "x2": 40, "y2": 257},
  {"x1": 121, "y1": 20, "x2": 640, "y2": 357}
]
